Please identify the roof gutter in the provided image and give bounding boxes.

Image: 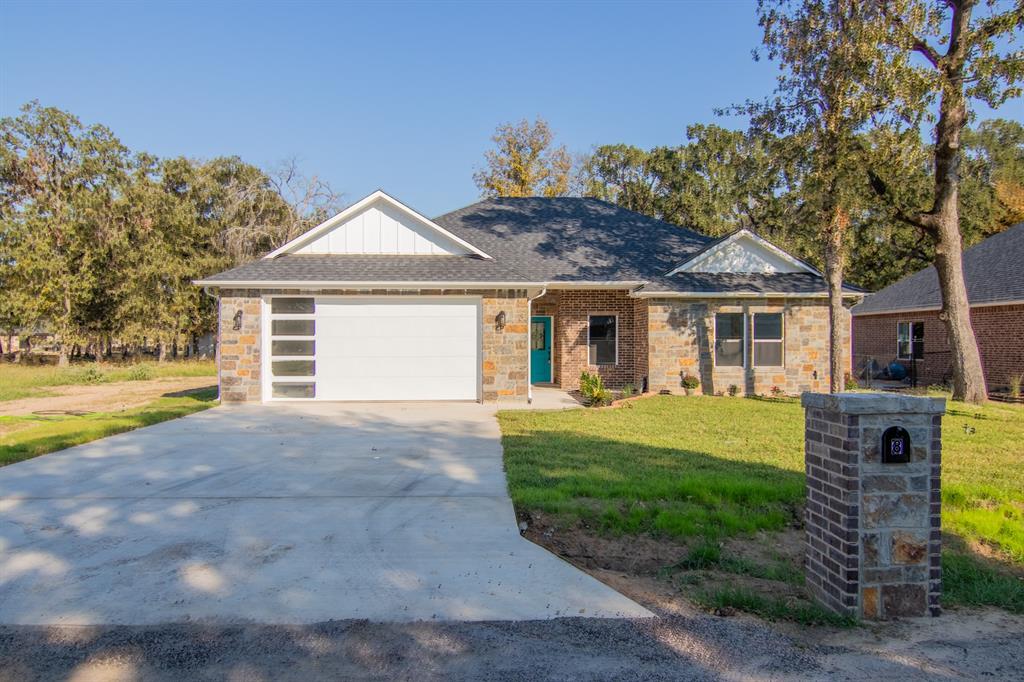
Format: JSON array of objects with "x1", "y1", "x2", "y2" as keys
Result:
[
  {"x1": 852, "y1": 298, "x2": 1024, "y2": 316},
  {"x1": 630, "y1": 291, "x2": 865, "y2": 300},
  {"x1": 192, "y1": 279, "x2": 646, "y2": 289}
]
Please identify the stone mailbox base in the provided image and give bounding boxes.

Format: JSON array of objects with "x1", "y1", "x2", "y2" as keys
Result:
[{"x1": 801, "y1": 392, "x2": 945, "y2": 619}]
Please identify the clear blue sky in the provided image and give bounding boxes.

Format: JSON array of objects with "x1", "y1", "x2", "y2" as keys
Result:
[{"x1": 2, "y1": 1, "x2": 1019, "y2": 217}]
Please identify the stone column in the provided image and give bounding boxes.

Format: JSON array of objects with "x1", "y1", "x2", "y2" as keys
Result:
[{"x1": 801, "y1": 392, "x2": 945, "y2": 619}]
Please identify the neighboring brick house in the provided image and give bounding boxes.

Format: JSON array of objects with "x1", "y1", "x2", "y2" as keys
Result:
[
  {"x1": 852, "y1": 222, "x2": 1024, "y2": 393},
  {"x1": 196, "y1": 191, "x2": 860, "y2": 403}
]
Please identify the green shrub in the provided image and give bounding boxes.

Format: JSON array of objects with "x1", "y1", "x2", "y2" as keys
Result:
[
  {"x1": 727, "y1": 384, "x2": 739, "y2": 397},
  {"x1": 579, "y1": 371, "x2": 612, "y2": 407},
  {"x1": 620, "y1": 383, "x2": 636, "y2": 399},
  {"x1": 72, "y1": 366, "x2": 107, "y2": 385},
  {"x1": 681, "y1": 374, "x2": 700, "y2": 390},
  {"x1": 125, "y1": 364, "x2": 155, "y2": 381},
  {"x1": 1009, "y1": 373, "x2": 1022, "y2": 399}
]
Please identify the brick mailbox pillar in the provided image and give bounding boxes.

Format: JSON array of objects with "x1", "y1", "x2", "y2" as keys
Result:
[{"x1": 801, "y1": 392, "x2": 945, "y2": 619}]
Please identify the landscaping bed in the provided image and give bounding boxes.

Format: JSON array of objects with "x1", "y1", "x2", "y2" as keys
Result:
[{"x1": 498, "y1": 394, "x2": 1024, "y2": 622}]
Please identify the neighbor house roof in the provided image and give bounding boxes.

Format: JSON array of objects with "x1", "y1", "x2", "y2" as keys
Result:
[
  {"x1": 197, "y1": 194, "x2": 853, "y2": 297},
  {"x1": 852, "y1": 222, "x2": 1024, "y2": 316}
]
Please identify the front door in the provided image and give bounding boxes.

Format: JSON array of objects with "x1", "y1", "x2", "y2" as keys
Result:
[{"x1": 530, "y1": 316, "x2": 552, "y2": 383}]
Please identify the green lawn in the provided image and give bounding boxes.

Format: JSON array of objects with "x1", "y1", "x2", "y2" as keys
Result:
[
  {"x1": 0, "y1": 360, "x2": 216, "y2": 402},
  {"x1": 0, "y1": 387, "x2": 218, "y2": 467},
  {"x1": 498, "y1": 394, "x2": 1024, "y2": 616}
]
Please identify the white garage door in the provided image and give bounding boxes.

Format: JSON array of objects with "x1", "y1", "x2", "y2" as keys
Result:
[{"x1": 265, "y1": 297, "x2": 480, "y2": 401}]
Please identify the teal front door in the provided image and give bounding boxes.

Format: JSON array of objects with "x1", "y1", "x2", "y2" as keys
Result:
[{"x1": 530, "y1": 316, "x2": 552, "y2": 383}]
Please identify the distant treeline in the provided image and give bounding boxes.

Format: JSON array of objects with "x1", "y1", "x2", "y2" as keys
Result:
[{"x1": 1, "y1": 102, "x2": 340, "y2": 364}]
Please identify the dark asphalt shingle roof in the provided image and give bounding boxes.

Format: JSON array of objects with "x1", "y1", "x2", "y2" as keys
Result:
[
  {"x1": 200, "y1": 196, "x2": 840, "y2": 295},
  {"x1": 200, "y1": 254, "x2": 530, "y2": 284},
  {"x1": 432, "y1": 197, "x2": 710, "y2": 282},
  {"x1": 853, "y1": 222, "x2": 1024, "y2": 315}
]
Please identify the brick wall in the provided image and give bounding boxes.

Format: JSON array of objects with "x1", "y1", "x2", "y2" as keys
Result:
[
  {"x1": 216, "y1": 288, "x2": 529, "y2": 403},
  {"x1": 647, "y1": 298, "x2": 845, "y2": 396},
  {"x1": 218, "y1": 289, "x2": 263, "y2": 402},
  {"x1": 802, "y1": 393, "x2": 943, "y2": 619},
  {"x1": 531, "y1": 290, "x2": 641, "y2": 390},
  {"x1": 853, "y1": 304, "x2": 1024, "y2": 391}
]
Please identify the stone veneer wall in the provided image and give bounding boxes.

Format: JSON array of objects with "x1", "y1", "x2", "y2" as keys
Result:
[
  {"x1": 531, "y1": 290, "x2": 641, "y2": 390},
  {"x1": 216, "y1": 288, "x2": 529, "y2": 404},
  {"x1": 801, "y1": 392, "x2": 944, "y2": 619},
  {"x1": 647, "y1": 298, "x2": 847, "y2": 396},
  {"x1": 218, "y1": 289, "x2": 263, "y2": 402}
]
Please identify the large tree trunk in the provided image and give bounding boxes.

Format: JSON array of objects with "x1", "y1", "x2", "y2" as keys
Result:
[
  {"x1": 825, "y1": 207, "x2": 848, "y2": 393},
  {"x1": 929, "y1": 0, "x2": 987, "y2": 403}
]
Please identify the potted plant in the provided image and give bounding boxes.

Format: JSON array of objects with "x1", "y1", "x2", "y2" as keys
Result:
[{"x1": 681, "y1": 374, "x2": 700, "y2": 396}]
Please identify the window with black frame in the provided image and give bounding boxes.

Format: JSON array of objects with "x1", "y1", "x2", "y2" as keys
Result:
[
  {"x1": 897, "y1": 321, "x2": 925, "y2": 360},
  {"x1": 714, "y1": 313, "x2": 745, "y2": 366},
  {"x1": 588, "y1": 315, "x2": 617, "y2": 365}
]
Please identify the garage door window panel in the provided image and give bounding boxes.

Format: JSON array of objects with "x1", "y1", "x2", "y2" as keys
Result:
[
  {"x1": 272, "y1": 382, "x2": 315, "y2": 399},
  {"x1": 271, "y1": 297, "x2": 315, "y2": 314},
  {"x1": 272, "y1": 319, "x2": 315, "y2": 336},
  {"x1": 271, "y1": 340, "x2": 315, "y2": 356}
]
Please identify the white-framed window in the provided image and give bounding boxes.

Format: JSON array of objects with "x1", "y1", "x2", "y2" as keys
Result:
[
  {"x1": 268, "y1": 296, "x2": 316, "y2": 399},
  {"x1": 896, "y1": 321, "x2": 925, "y2": 360},
  {"x1": 714, "y1": 312, "x2": 746, "y2": 367},
  {"x1": 588, "y1": 314, "x2": 617, "y2": 365},
  {"x1": 753, "y1": 312, "x2": 784, "y2": 367}
]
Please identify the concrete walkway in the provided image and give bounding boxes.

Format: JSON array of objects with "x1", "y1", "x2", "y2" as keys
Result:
[{"x1": 0, "y1": 402, "x2": 649, "y2": 625}]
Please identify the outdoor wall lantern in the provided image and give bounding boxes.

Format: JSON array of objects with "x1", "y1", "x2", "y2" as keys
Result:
[
  {"x1": 233, "y1": 310, "x2": 243, "y2": 331},
  {"x1": 495, "y1": 310, "x2": 506, "y2": 331}
]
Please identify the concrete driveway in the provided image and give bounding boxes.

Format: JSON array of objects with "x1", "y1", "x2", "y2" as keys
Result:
[{"x1": 0, "y1": 402, "x2": 649, "y2": 625}]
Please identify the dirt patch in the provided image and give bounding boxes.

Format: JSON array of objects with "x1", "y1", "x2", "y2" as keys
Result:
[
  {"x1": 0, "y1": 377, "x2": 216, "y2": 417},
  {"x1": 521, "y1": 512, "x2": 691, "y2": 575}
]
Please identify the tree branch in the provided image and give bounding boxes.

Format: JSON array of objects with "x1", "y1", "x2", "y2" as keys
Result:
[
  {"x1": 867, "y1": 169, "x2": 938, "y2": 234},
  {"x1": 880, "y1": 2, "x2": 943, "y2": 68}
]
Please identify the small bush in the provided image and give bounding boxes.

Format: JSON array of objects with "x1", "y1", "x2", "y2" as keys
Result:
[
  {"x1": 681, "y1": 374, "x2": 700, "y2": 390},
  {"x1": 770, "y1": 385, "x2": 783, "y2": 398},
  {"x1": 727, "y1": 384, "x2": 739, "y2": 397},
  {"x1": 620, "y1": 383, "x2": 636, "y2": 399},
  {"x1": 72, "y1": 366, "x2": 107, "y2": 385},
  {"x1": 579, "y1": 371, "x2": 612, "y2": 407},
  {"x1": 1009, "y1": 373, "x2": 1023, "y2": 399},
  {"x1": 125, "y1": 364, "x2": 155, "y2": 381},
  {"x1": 844, "y1": 372, "x2": 859, "y2": 389}
]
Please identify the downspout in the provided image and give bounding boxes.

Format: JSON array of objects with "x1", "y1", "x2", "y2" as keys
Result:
[
  {"x1": 202, "y1": 286, "x2": 221, "y2": 401},
  {"x1": 526, "y1": 287, "x2": 547, "y2": 404}
]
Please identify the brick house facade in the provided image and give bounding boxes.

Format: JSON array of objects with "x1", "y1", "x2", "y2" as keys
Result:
[
  {"x1": 199, "y1": 192, "x2": 861, "y2": 404},
  {"x1": 853, "y1": 303, "x2": 1024, "y2": 391}
]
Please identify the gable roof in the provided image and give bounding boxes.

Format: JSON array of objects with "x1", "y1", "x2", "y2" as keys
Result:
[
  {"x1": 852, "y1": 222, "x2": 1024, "y2": 315},
  {"x1": 265, "y1": 190, "x2": 492, "y2": 260},
  {"x1": 197, "y1": 195, "x2": 853, "y2": 297},
  {"x1": 665, "y1": 228, "x2": 822, "y2": 276}
]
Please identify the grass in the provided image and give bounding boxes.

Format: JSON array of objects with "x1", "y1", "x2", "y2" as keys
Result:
[
  {"x1": 0, "y1": 360, "x2": 216, "y2": 402},
  {"x1": 0, "y1": 387, "x2": 217, "y2": 467},
  {"x1": 498, "y1": 394, "x2": 1024, "y2": 617},
  {"x1": 696, "y1": 586, "x2": 857, "y2": 627}
]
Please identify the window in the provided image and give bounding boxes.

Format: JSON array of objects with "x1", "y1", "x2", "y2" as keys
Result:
[
  {"x1": 897, "y1": 321, "x2": 925, "y2": 360},
  {"x1": 531, "y1": 321, "x2": 547, "y2": 351},
  {"x1": 753, "y1": 313, "x2": 784, "y2": 366},
  {"x1": 271, "y1": 297, "x2": 314, "y2": 314},
  {"x1": 268, "y1": 296, "x2": 317, "y2": 399},
  {"x1": 715, "y1": 313, "x2": 745, "y2": 366},
  {"x1": 588, "y1": 315, "x2": 617, "y2": 365}
]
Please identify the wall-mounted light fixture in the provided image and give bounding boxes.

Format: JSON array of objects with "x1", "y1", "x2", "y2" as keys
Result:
[
  {"x1": 233, "y1": 310, "x2": 243, "y2": 331},
  {"x1": 495, "y1": 310, "x2": 506, "y2": 331}
]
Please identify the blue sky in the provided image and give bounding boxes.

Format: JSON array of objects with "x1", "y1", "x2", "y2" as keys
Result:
[{"x1": 2, "y1": 1, "x2": 1020, "y2": 217}]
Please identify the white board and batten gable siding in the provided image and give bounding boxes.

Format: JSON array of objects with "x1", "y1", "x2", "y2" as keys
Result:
[
  {"x1": 266, "y1": 190, "x2": 490, "y2": 259},
  {"x1": 296, "y1": 202, "x2": 468, "y2": 255},
  {"x1": 668, "y1": 230, "x2": 816, "y2": 275}
]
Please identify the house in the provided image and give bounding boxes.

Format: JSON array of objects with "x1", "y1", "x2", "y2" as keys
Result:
[
  {"x1": 195, "y1": 190, "x2": 861, "y2": 403},
  {"x1": 852, "y1": 222, "x2": 1024, "y2": 392}
]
